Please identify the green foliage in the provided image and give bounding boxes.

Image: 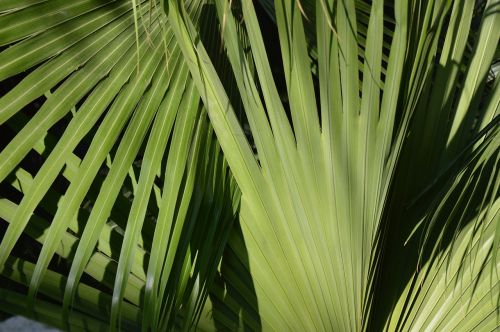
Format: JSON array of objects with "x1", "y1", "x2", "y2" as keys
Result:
[{"x1": 0, "y1": 0, "x2": 498, "y2": 331}]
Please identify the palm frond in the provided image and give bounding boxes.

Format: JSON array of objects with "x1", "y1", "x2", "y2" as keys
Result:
[
  {"x1": 0, "y1": 0, "x2": 498, "y2": 331},
  {"x1": 166, "y1": 0, "x2": 499, "y2": 330},
  {"x1": 0, "y1": 1, "x2": 240, "y2": 330}
]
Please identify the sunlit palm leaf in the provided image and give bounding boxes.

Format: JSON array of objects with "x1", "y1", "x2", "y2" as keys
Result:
[
  {"x1": 0, "y1": 0, "x2": 498, "y2": 331},
  {"x1": 166, "y1": 0, "x2": 499, "y2": 330},
  {"x1": 0, "y1": 0, "x2": 240, "y2": 330}
]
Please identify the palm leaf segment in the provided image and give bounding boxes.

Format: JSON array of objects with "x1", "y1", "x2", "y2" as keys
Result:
[
  {"x1": 0, "y1": 0, "x2": 240, "y2": 330},
  {"x1": 167, "y1": 0, "x2": 499, "y2": 330}
]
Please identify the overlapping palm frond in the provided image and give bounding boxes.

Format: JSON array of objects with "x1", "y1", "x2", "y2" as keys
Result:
[
  {"x1": 383, "y1": 122, "x2": 499, "y2": 332},
  {"x1": 0, "y1": 0, "x2": 498, "y2": 331},
  {"x1": 167, "y1": 0, "x2": 499, "y2": 330},
  {"x1": 0, "y1": 0, "x2": 240, "y2": 330}
]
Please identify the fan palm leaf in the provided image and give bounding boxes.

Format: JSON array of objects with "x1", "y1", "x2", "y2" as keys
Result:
[
  {"x1": 0, "y1": 0, "x2": 240, "y2": 330},
  {"x1": 0, "y1": 0, "x2": 498, "y2": 331},
  {"x1": 166, "y1": 0, "x2": 499, "y2": 330}
]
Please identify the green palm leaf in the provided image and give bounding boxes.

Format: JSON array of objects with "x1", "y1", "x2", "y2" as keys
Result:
[
  {"x1": 166, "y1": 0, "x2": 499, "y2": 330},
  {"x1": 0, "y1": 0, "x2": 240, "y2": 330},
  {"x1": 0, "y1": 0, "x2": 498, "y2": 331}
]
